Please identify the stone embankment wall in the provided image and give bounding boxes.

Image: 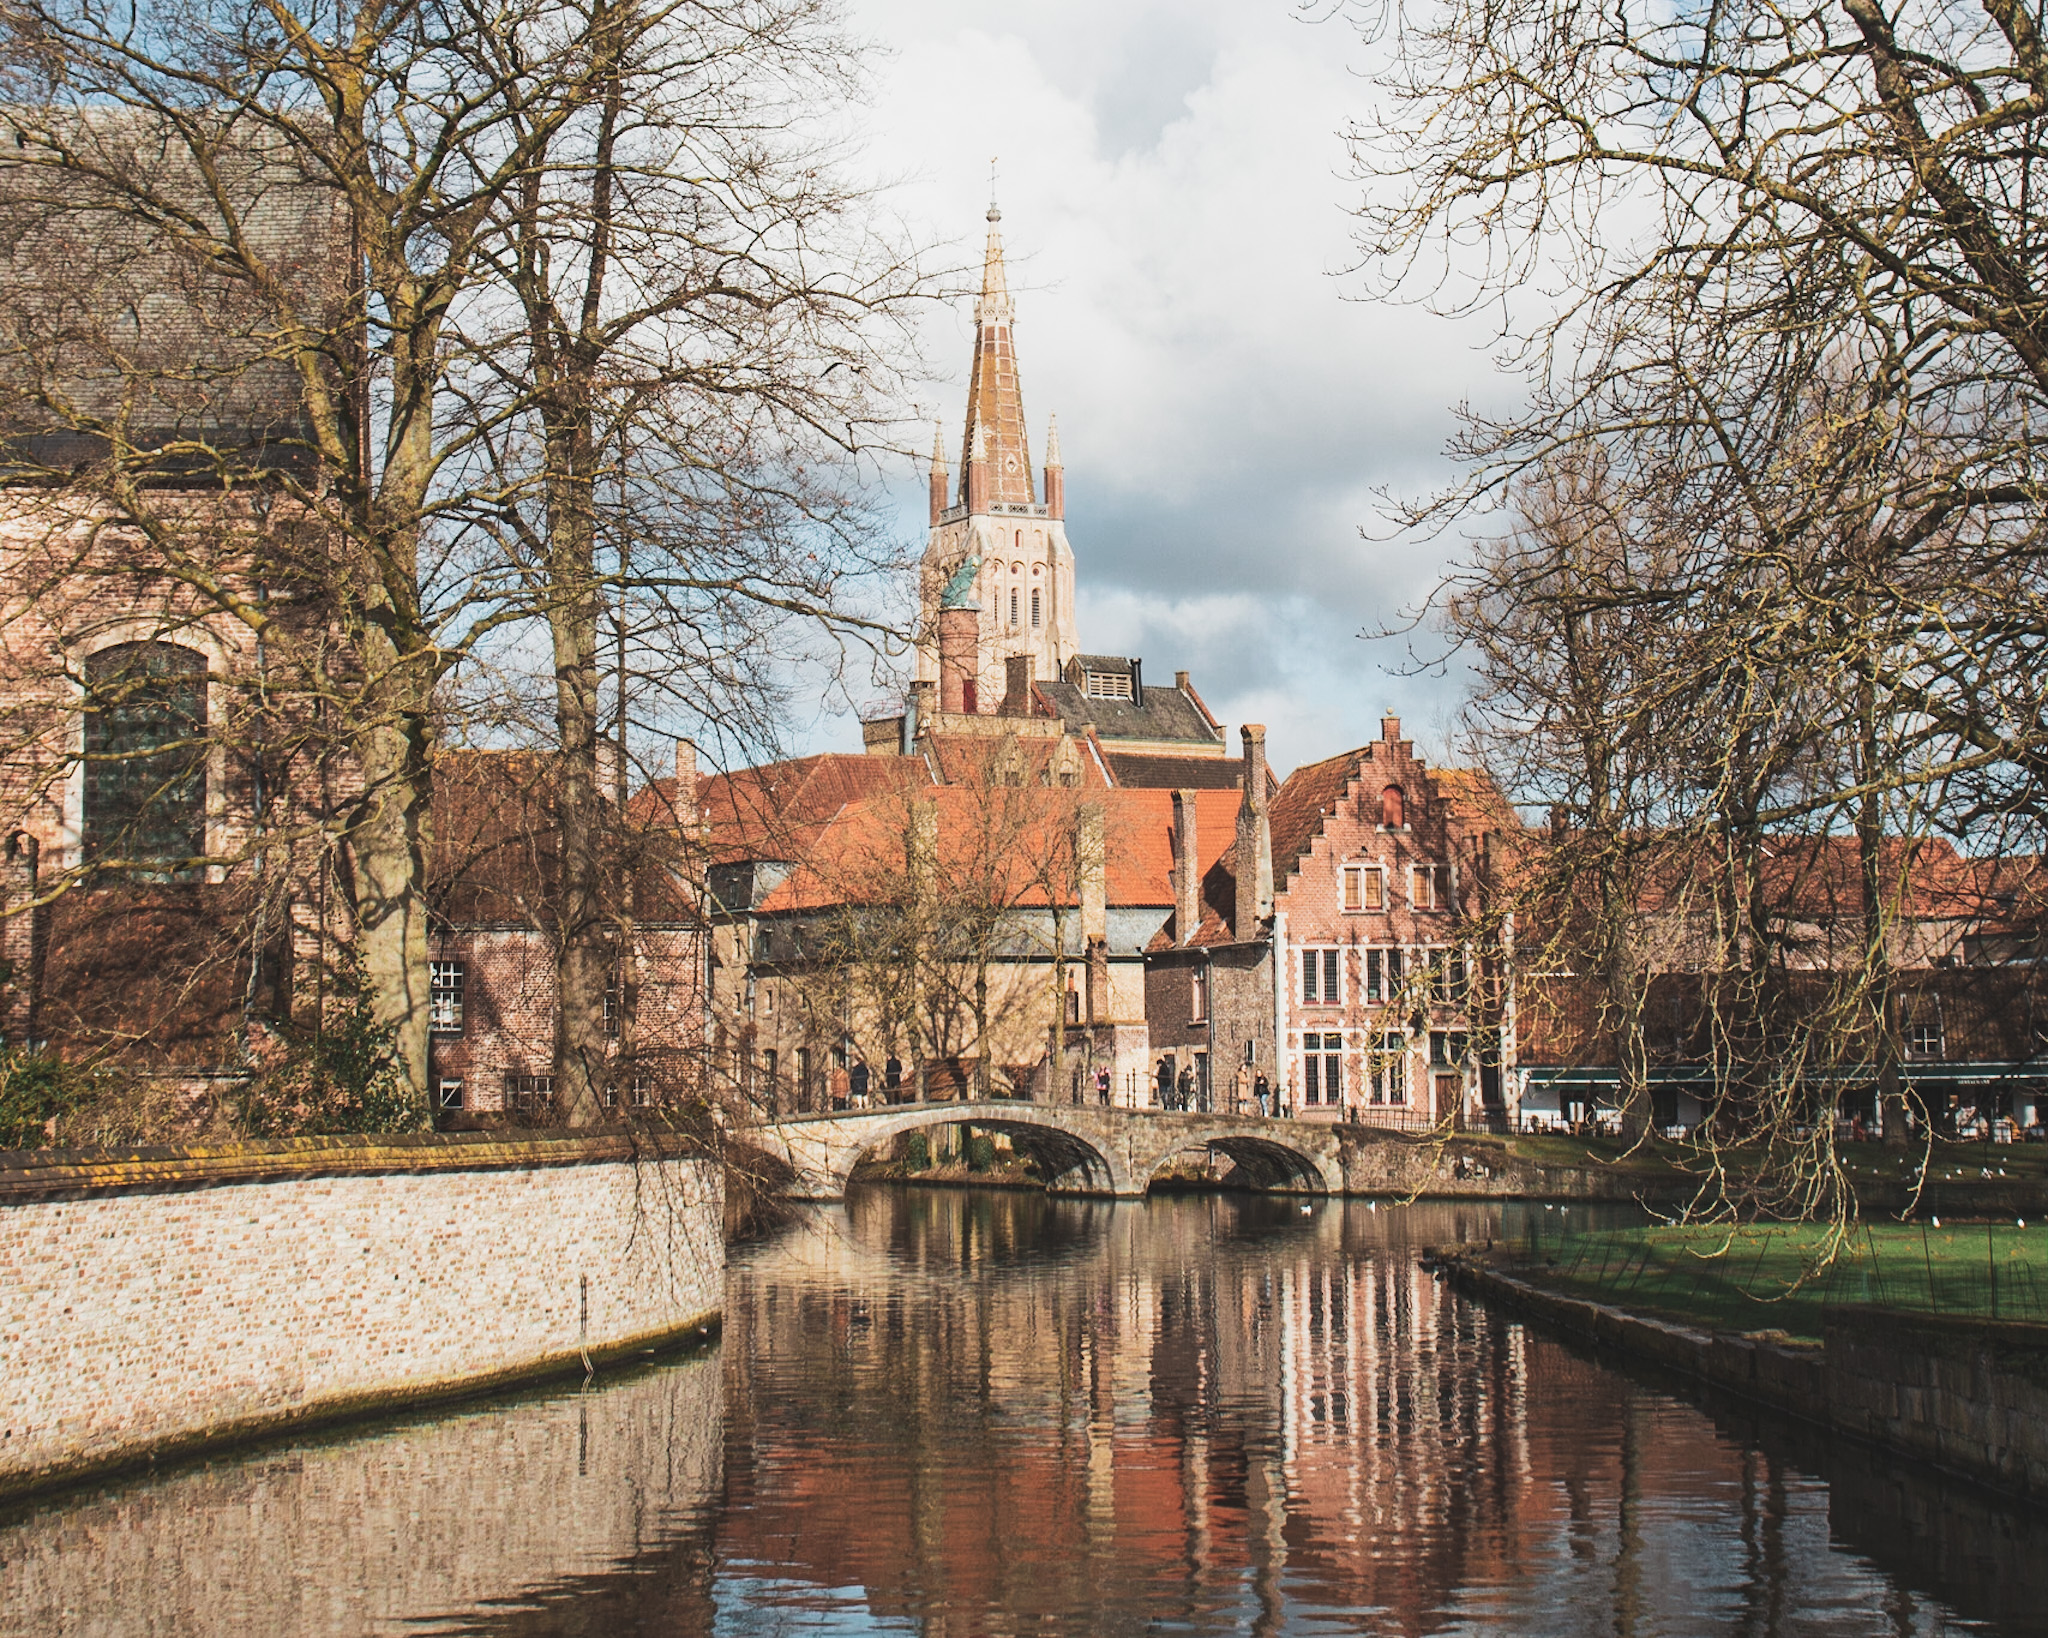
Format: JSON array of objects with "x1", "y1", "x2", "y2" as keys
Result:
[
  {"x1": 1826, "y1": 1306, "x2": 2048, "y2": 1497},
  {"x1": 1335, "y1": 1128, "x2": 1680, "y2": 1202},
  {"x1": 0, "y1": 1130, "x2": 723, "y2": 1501},
  {"x1": 1439, "y1": 1254, "x2": 2048, "y2": 1502}
]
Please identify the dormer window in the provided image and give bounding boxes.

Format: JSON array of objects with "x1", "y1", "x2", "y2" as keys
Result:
[{"x1": 1083, "y1": 670, "x2": 1132, "y2": 700}]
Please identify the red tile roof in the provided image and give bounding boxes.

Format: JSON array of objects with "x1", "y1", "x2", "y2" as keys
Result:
[{"x1": 754, "y1": 786, "x2": 1243, "y2": 914}]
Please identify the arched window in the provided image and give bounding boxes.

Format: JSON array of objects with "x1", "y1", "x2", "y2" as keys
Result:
[
  {"x1": 1031, "y1": 588, "x2": 1042, "y2": 629},
  {"x1": 1380, "y1": 784, "x2": 1405, "y2": 829},
  {"x1": 1010, "y1": 587, "x2": 1019, "y2": 628},
  {"x1": 84, "y1": 642, "x2": 206, "y2": 878}
]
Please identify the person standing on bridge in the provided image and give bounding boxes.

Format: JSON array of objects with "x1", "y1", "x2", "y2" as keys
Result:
[
  {"x1": 1095, "y1": 1066, "x2": 1111, "y2": 1107},
  {"x1": 1176, "y1": 1066, "x2": 1194, "y2": 1113},
  {"x1": 1254, "y1": 1072, "x2": 1270, "y2": 1119}
]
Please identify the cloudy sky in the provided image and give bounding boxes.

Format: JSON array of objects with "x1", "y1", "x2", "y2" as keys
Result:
[{"x1": 803, "y1": 0, "x2": 1523, "y2": 779}]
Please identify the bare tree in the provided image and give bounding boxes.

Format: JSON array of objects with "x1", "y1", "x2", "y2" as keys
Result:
[{"x1": 471, "y1": 0, "x2": 923, "y2": 1122}]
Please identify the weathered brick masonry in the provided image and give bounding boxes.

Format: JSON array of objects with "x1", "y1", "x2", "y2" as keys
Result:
[{"x1": 0, "y1": 1131, "x2": 723, "y2": 1499}]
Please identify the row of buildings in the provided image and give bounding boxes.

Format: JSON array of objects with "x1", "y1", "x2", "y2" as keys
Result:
[{"x1": 4, "y1": 180, "x2": 2047, "y2": 1139}]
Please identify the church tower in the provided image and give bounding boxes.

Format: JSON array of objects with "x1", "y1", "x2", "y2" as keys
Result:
[{"x1": 918, "y1": 203, "x2": 1079, "y2": 709}]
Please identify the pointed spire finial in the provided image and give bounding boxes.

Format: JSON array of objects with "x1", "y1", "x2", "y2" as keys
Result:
[
  {"x1": 970, "y1": 417, "x2": 988, "y2": 463},
  {"x1": 975, "y1": 176, "x2": 1013, "y2": 326},
  {"x1": 1043, "y1": 412, "x2": 1062, "y2": 469},
  {"x1": 988, "y1": 155, "x2": 1000, "y2": 223},
  {"x1": 930, "y1": 420, "x2": 947, "y2": 472}
]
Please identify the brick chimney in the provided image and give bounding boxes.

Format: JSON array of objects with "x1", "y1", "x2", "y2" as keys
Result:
[
  {"x1": 674, "y1": 737, "x2": 699, "y2": 827},
  {"x1": 939, "y1": 605, "x2": 979, "y2": 714},
  {"x1": 1002, "y1": 653, "x2": 1036, "y2": 717},
  {"x1": 1172, "y1": 788, "x2": 1201, "y2": 947},
  {"x1": 1381, "y1": 713, "x2": 1403, "y2": 748},
  {"x1": 1235, "y1": 724, "x2": 1273, "y2": 940},
  {"x1": 1078, "y1": 803, "x2": 1105, "y2": 946}
]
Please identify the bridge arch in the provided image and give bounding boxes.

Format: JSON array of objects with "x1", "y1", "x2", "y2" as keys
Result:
[
  {"x1": 759, "y1": 1103, "x2": 1133, "y2": 1198},
  {"x1": 1170, "y1": 1135, "x2": 1333, "y2": 1193},
  {"x1": 753, "y1": 1103, "x2": 1349, "y2": 1201}
]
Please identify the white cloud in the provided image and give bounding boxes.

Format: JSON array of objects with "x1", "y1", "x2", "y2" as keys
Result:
[{"x1": 820, "y1": 0, "x2": 1521, "y2": 774}]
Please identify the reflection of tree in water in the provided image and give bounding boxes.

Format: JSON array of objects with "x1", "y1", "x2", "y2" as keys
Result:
[
  {"x1": 11, "y1": 1193, "x2": 2047, "y2": 1635},
  {"x1": 717, "y1": 1190, "x2": 2046, "y2": 1637}
]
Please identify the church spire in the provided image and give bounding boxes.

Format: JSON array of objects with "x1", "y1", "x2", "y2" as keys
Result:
[
  {"x1": 927, "y1": 420, "x2": 949, "y2": 525},
  {"x1": 958, "y1": 199, "x2": 1034, "y2": 509}
]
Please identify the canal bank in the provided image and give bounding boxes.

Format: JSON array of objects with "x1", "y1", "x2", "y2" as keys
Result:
[
  {"x1": 0, "y1": 1129, "x2": 724, "y2": 1503},
  {"x1": 1433, "y1": 1248, "x2": 2048, "y2": 1503}
]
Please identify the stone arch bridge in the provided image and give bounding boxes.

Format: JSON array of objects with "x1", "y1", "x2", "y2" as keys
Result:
[{"x1": 742, "y1": 1103, "x2": 1347, "y2": 1200}]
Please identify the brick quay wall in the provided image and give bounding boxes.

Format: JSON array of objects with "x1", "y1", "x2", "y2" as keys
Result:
[{"x1": 0, "y1": 1130, "x2": 723, "y2": 1502}]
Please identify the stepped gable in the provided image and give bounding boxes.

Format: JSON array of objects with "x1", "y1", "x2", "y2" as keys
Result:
[{"x1": 1267, "y1": 747, "x2": 1364, "y2": 889}]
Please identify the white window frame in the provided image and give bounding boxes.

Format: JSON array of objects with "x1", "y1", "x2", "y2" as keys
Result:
[
  {"x1": 1343, "y1": 863, "x2": 1386, "y2": 913},
  {"x1": 434, "y1": 1077, "x2": 463, "y2": 1111},
  {"x1": 430, "y1": 960, "x2": 465, "y2": 1034},
  {"x1": 1301, "y1": 946, "x2": 1342, "y2": 1007},
  {"x1": 1905, "y1": 1003, "x2": 1944, "y2": 1058},
  {"x1": 1411, "y1": 863, "x2": 1451, "y2": 911},
  {"x1": 1301, "y1": 1032, "x2": 1343, "y2": 1106},
  {"x1": 1368, "y1": 1038, "x2": 1408, "y2": 1105}
]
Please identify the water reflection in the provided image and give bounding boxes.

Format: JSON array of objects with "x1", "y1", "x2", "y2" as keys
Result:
[
  {"x1": 716, "y1": 1191, "x2": 2042, "y2": 1636},
  {"x1": 3, "y1": 1189, "x2": 2044, "y2": 1635},
  {"x1": 0, "y1": 1353, "x2": 722, "y2": 1636}
]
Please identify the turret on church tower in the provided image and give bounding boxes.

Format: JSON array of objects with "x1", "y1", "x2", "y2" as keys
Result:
[{"x1": 918, "y1": 203, "x2": 1079, "y2": 709}]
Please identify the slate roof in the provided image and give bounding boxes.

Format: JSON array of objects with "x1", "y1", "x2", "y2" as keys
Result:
[
  {"x1": 1036, "y1": 669, "x2": 1224, "y2": 750},
  {"x1": 1105, "y1": 752, "x2": 1257, "y2": 791}
]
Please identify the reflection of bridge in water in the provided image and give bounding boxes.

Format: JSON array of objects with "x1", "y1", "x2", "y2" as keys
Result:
[{"x1": 744, "y1": 1103, "x2": 1347, "y2": 1199}]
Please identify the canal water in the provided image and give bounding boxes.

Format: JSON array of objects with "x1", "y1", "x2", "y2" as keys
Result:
[{"x1": 5, "y1": 1189, "x2": 2046, "y2": 1635}]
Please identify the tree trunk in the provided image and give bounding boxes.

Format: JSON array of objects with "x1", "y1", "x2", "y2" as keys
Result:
[{"x1": 346, "y1": 685, "x2": 434, "y2": 1112}]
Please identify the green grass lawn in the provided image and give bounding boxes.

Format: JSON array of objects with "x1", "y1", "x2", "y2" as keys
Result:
[{"x1": 1509, "y1": 1217, "x2": 2048, "y2": 1343}]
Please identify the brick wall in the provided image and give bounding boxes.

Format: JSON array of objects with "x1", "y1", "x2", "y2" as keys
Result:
[
  {"x1": 0, "y1": 1132, "x2": 722, "y2": 1498},
  {"x1": 1277, "y1": 736, "x2": 1490, "y2": 1125},
  {"x1": 429, "y1": 924, "x2": 708, "y2": 1115}
]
